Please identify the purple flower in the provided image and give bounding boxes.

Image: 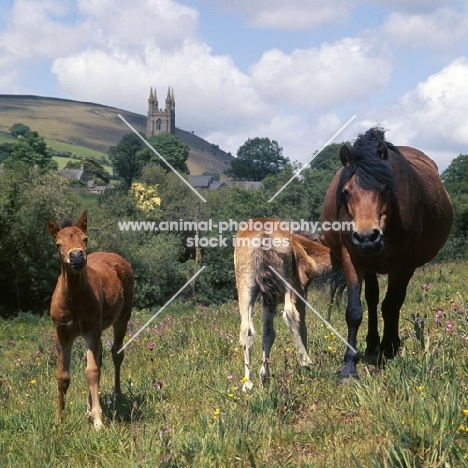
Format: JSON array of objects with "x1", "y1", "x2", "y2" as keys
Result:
[
  {"x1": 421, "y1": 283, "x2": 434, "y2": 292},
  {"x1": 445, "y1": 320, "x2": 455, "y2": 333},
  {"x1": 435, "y1": 309, "x2": 444, "y2": 322}
]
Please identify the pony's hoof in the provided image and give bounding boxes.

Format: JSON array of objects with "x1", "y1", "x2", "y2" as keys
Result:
[{"x1": 339, "y1": 374, "x2": 360, "y2": 386}]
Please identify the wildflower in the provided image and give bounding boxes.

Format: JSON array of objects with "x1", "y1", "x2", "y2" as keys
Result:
[
  {"x1": 435, "y1": 309, "x2": 444, "y2": 322},
  {"x1": 233, "y1": 386, "x2": 238, "y2": 392},
  {"x1": 420, "y1": 283, "x2": 434, "y2": 292},
  {"x1": 459, "y1": 424, "x2": 468, "y2": 432},
  {"x1": 147, "y1": 343, "x2": 155, "y2": 351},
  {"x1": 213, "y1": 408, "x2": 220, "y2": 419},
  {"x1": 463, "y1": 409, "x2": 468, "y2": 416},
  {"x1": 227, "y1": 375, "x2": 234, "y2": 381},
  {"x1": 416, "y1": 386, "x2": 424, "y2": 392},
  {"x1": 445, "y1": 320, "x2": 455, "y2": 333},
  {"x1": 228, "y1": 393, "x2": 234, "y2": 398},
  {"x1": 285, "y1": 347, "x2": 292, "y2": 352},
  {"x1": 240, "y1": 377, "x2": 249, "y2": 383},
  {"x1": 30, "y1": 379, "x2": 36, "y2": 385}
]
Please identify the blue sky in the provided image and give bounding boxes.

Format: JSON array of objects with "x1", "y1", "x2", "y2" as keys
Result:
[{"x1": 0, "y1": 0, "x2": 467, "y2": 170}]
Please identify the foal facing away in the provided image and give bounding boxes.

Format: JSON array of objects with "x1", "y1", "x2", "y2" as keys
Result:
[
  {"x1": 234, "y1": 219, "x2": 341, "y2": 390},
  {"x1": 47, "y1": 211, "x2": 134, "y2": 429}
]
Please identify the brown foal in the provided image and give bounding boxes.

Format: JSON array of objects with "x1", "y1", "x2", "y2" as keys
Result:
[{"x1": 47, "y1": 211, "x2": 134, "y2": 429}]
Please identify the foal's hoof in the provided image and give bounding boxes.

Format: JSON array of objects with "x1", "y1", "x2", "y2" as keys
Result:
[
  {"x1": 242, "y1": 380, "x2": 254, "y2": 392},
  {"x1": 93, "y1": 419, "x2": 104, "y2": 431}
]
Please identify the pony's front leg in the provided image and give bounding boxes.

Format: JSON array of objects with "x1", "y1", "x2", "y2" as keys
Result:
[
  {"x1": 341, "y1": 254, "x2": 363, "y2": 381},
  {"x1": 54, "y1": 327, "x2": 73, "y2": 422},
  {"x1": 364, "y1": 272, "x2": 380, "y2": 359},
  {"x1": 85, "y1": 333, "x2": 104, "y2": 430},
  {"x1": 380, "y1": 271, "x2": 413, "y2": 362}
]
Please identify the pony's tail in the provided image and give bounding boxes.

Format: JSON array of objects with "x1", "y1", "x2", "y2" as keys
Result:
[{"x1": 251, "y1": 234, "x2": 293, "y2": 307}]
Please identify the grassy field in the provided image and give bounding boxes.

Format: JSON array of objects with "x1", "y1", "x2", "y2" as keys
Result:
[{"x1": 1, "y1": 262, "x2": 468, "y2": 467}]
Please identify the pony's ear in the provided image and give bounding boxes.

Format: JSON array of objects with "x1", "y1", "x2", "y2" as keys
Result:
[
  {"x1": 339, "y1": 145, "x2": 351, "y2": 167},
  {"x1": 47, "y1": 218, "x2": 60, "y2": 238},
  {"x1": 76, "y1": 211, "x2": 88, "y2": 233},
  {"x1": 377, "y1": 140, "x2": 388, "y2": 160}
]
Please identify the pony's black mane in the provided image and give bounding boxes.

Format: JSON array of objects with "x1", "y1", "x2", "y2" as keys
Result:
[{"x1": 337, "y1": 127, "x2": 399, "y2": 206}]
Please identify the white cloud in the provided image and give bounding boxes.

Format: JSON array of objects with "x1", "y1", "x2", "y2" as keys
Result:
[
  {"x1": 201, "y1": 0, "x2": 350, "y2": 29},
  {"x1": 376, "y1": 57, "x2": 468, "y2": 169},
  {"x1": 249, "y1": 38, "x2": 392, "y2": 110},
  {"x1": 382, "y1": 8, "x2": 468, "y2": 49}
]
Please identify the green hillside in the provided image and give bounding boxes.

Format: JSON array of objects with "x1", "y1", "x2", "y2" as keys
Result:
[{"x1": 0, "y1": 95, "x2": 234, "y2": 177}]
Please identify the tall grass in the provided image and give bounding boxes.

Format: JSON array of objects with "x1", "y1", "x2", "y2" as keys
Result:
[{"x1": 0, "y1": 262, "x2": 467, "y2": 467}]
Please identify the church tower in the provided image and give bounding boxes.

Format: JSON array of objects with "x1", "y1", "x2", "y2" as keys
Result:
[{"x1": 147, "y1": 87, "x2": 175, "y2": 136}]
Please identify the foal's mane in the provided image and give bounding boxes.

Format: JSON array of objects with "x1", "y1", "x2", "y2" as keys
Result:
[
  {"x1": 57, "y1": 217, "x2": 75, "y2": 230},
  {"x1": 337, "y1": 127, "x2": 399, "y2": 210}
]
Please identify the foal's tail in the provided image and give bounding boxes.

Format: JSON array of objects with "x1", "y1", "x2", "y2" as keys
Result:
[{"x1": 251, "y1": 234, "x2": 294, "y2": 307}]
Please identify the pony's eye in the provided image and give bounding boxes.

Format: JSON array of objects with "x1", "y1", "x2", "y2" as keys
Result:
[{"x1": 342, "y1": 189, "x2": 350, "y2": 201}]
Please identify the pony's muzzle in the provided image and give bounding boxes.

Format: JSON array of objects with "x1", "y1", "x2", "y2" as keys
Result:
[
  {"x1": 352, "y1": 228, "x2": 384, "y2": 254},
  {"x1": 68, "y1": 249, "x2": 87, "y2": 269}
]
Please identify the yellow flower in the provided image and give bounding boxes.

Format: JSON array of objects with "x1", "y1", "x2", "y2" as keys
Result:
[
  {"x1": 460, "y1": 424, "x2": 468, "y2": 432},
  {"x1": 233, "y1": 387, "x2": 238, "y2": 392},
  {"x1": 213, "y1": 408, "x2": 220, "y2": 419},
  {"x1": 416, "y1": 386, "x2": 424, "y2": 392},
  {"x1": 240, "y1": 377, "x2": 248, "y2": 383},
  {"x1": 228, "y1": 393, "x2": 234, "y2": 398},
  {"x1": 463, "y1": 409, "x2": 468, "y2": 416},
  {"x1": 30, "y1": 379, "x2": 36, "y2": 385},
  {"x1": 285, "y1": 347, "x2": 292, "y2": 352}
]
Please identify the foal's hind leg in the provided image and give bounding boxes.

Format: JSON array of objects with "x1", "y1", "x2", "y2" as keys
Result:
[
  {"x1": 238, "y1": 284, "x2": 258, "y2": 391},
  {"x1": 84, "y1": 332, "x2": 104, "y2": 430},
  {"x1": 111, "y1": 310, "x2": 131, "y2": 395},
  {"x1": 260, "y1": 300, "x2": 277, "y2": 383},
  {"x1": 283, "y1": 289, "x2": 312, "y2": 368},
  {"x1": 53, "y1": 327, "x2": 74, "y2": 422}
]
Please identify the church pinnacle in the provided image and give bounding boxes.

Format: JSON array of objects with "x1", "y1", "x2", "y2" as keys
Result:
[{"x1": 147, "y1": 87, "x2": 175, "y2": 136}]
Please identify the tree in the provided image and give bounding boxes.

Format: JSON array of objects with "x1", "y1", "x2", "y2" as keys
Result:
[
  {"x1": 0, "y1": 164, "x2": 79, "y2": 314},
  {"x1": 9, "y1": 122, "x2": 30, "y2": 137},
  {"x1": 225, "y1": 137, "x2": 289, "y2": 181},
  {"x1": 108, "y1": 133, "x2": 146, "y2": 188},
  {"x1": 440, "y1": 154, "x2": 468, "y2": 258},
  {"x1": 6, "y1": 130, "x2": 58, "y2": 171},
  {"x1": 65, "y1": 158, "x2": 111, "y2": 184},
  {"x1": 139, "y1": 133, "x2": 190, "y2": 174}
]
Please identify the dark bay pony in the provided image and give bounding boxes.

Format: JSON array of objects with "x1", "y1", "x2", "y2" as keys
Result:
[
  {"x1": 321, "y1": 127, "x2": 453, "y2": 380},
  {"x1": 47, "y1": 211, "x2": 134, "y2": 429}
]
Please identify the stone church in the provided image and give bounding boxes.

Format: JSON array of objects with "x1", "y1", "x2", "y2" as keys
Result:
[{"x1": 146, "y1": 87, "x2": 175, "y2": 136}]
